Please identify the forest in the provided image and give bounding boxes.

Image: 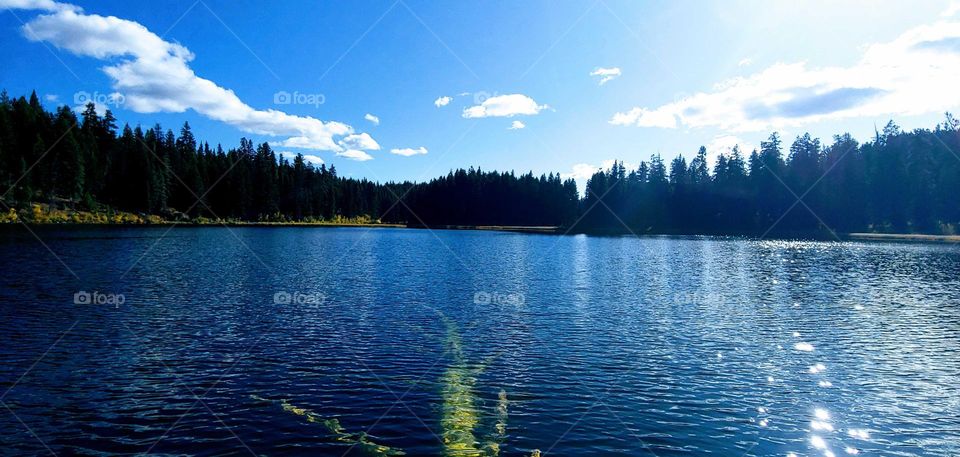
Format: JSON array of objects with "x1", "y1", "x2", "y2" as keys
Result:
[{"x1": 1, "y1": 90, "x2": 958, "y2": 234}]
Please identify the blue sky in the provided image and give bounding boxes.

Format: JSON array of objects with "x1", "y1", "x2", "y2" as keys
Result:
[{"x1": 2, "y1": 0, "x2": 959, "y2": 189}]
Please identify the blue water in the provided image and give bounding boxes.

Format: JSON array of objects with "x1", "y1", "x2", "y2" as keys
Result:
[{"x1": 1, "y1": 227, "x2": 959, "y2": 456}]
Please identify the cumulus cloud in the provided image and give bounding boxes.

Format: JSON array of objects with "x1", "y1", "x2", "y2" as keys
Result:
[
  {"x1": 704, "y1": 135, "x2": 756, "y2": 168},
  {"x1": 4, "y1": 0, "x2": 378, "y2": 157},
  {"x1": 336, "y1": 150, "x2": 373, "y2": 161},
  {"x1": 561, "y1": 159, "x2": 638, "y2": 181},
  {"x1": 610, "y1": 107, "x2": 678, "y2": 128},
  {"x1": 602, "y1": 159, "x2": 638, "y2": 172},
  {"x1": 278, "y1": 151, "x2": 324, "y2": 166},
  {"x1": 508, "y1": 120, "x2": 525, "y2": 130},
  {"x1": 590, "y1": 67, "x2": 621, "y2": 85},
  {"x1": 707, "y1": 135, "x2": 755, "y2": 155},
  {"x1": 43, "y1": 93, "x2": 59, "y2": 102},
  {"x1": 434, "y1": 96, "x2": 452, "y2": 107},
  {"x1": 73, "y1": 101, "x2": 109, "y2": 116},
  {"x1": 364, "y1": 113, "x2": 379, "y2": 125},
  {"x1": 738, "y1": 57, "x2": 753, "y2": 67},
  {"x1": 337, "y1": 133, "x2": 380, "y2": 151},
  {"x1": 301, "y1": 154, "x2": 325, "y2": 165},
  {"x1": 390, "y1": 146, "x2": 428, "y2": 157},
  {"x1": 611, "y1": 20, "x2": 960, "y2": 132},
  {"x1": 562, "y1": 163, "x2": 602, "y2": 181},
  {"x1": 462, "y1": 94, "x2": 547, "y2": 118},
  {"x1": 332, "y1": 134, "x2": 379, "y2": 161},
  {"x1": 0, "y1": 0, "x2": 78, "y2": 12},
  {"x1": 943, "y1": 1, "x2": 960, "y2": 17}
]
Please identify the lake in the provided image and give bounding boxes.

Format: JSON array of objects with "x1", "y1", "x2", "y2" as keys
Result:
[{"x1": 1, "y1": 226, "x2": 959, "y2": 456}]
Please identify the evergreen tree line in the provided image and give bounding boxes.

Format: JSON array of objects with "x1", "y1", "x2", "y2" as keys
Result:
[
  {"x1": 0, "y1": 91, "x2": 577, "y2": 226},
  {"x1": 579, "y1": 117, "x2": 960, "y2": 234},
  {"x1": 1, "y1": 90, "x2": 958, "y2": 233}
]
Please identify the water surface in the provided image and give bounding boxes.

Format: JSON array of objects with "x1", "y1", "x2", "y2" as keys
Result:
[{"x1": 1, "y1": 227, "x2": 958, "y2": 456}]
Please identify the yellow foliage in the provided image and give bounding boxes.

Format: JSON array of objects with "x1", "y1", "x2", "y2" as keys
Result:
[
  {"x1": 17, "y1": 203, "x2": 153, "y2": 224},
  {"x1": 255, "y1": 396, "x2": 404, "y2": 456},
  {"x1": 11, "y1": 201, "x2": 393, "y2": 226},
  {"x1": 0, "y1": 207, "x2": 18, "y2": 223},
  {"x1": 252, "y1": 314, "x2": 518, "y2": 457},
  {"x1": 329, "y1": 214, "x2": 375, "y2": 225},
  {"x1": 495, "y1": 390, "x2": 508, "y2": 436}
]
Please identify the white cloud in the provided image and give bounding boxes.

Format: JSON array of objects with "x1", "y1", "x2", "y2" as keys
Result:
[
  {"x1": 707, "y1": 135, "x2": 756, "y2": 155},
  {"x1": 0, "y1": 0, "x2": 79, "y2": 12},
  {"x1": 562, "y1": 163, "x2": 601, "y2": 181},
  {"x1": 705, "y1": 135, "x2": 756, "y2": 168},
  {"x1": 601, "y1": 159, "x2": 638, "y2": 172},
  {"x1": 738, "y1": 57, "x2": 753, "y2": 67},
  {"x1": 390, "y1": 146, "x2": 428, "y2": 157},
  {"x1": 462, "y1": 94, "x2": 547, "y2": 118},
  {"x1": 72, "y1": 101, "x2": 108, "y2": 115},
  {"x1": 434, "y1": 96, "x2": 452, "y2": 107},
  {"x1": 7, "y1": 0, "x2": 377, "y2": 155},
  {"x1": 707, "y1": 135, "x2": 754, "y2": 156},
  {"x1": 611, "y1": 20, "x2": 960, "y2": 132},
  {"x1": 590, "y1": 67, "x2": 621, "y2": 85},
  {"x1": 278, "y1": 151, "x2": 324, "y2": 166},
  {"x1": 508, "y1": 120, "x2": 525, "y2": 130},
  {"x1": 301, "y1": 154, "x2": 325, "y2": 165},
  {"x1": 943, "y1": 1, "x2": 960, "y2": 17},
  {"x1": 364, "y1": 113, "x2": 379, "y2": 125},
  {"x1": 337, "y1": 132, "x2": 380, "y2": 151},
  {"x1": 336, "y1": 149, "x2": 373, "y2": 161},
  {"x1": 561, "y1": 159, "x2": 638, "y2": 181},
  {"x1": 43, "y1": 93, "x2": 58, "y2": 102},
  {"x1": 609, "y1": 107, "x2": 678, "y2": 128}
]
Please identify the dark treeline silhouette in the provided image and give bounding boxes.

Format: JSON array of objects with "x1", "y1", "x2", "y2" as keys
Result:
[
  {"x1": 0, "y1": 91, "x2": 578, "y2": 226},
  {"x1": 1, "y1": 90, "x2": 959, "y2": 234},
  {"x1": 579, "y1": 117, "x2": 960, "y2": 234}
]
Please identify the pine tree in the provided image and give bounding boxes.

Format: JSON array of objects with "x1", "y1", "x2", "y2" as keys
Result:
[
  {"x1": 689, "y1": 146, "x2": 710, "y2": 187},
  {"x1": 2, "y1": 89, "x2": 960, "y2": 234}
]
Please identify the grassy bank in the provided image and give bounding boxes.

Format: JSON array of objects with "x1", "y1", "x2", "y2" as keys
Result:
[
  {"x1": 0, "y1": 203, "x2": 165, "y2": 224},
  {"x1": 6, "y1": 202, "x2": 960, "y2": 242},
  {"x1": 0, "y1": 202, "x2": 401, "y2": 228}
]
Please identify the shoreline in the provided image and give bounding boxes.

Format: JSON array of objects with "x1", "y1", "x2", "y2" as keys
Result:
[
  {"x1": 0, "y1": 220, "x2": 558, "y2": 233},
  {"x1": 5, "y1": 220, "x2": 960, "y2": 243},
  {"x1": 0, "y1": 220, "x2": 408, "y2": 229},
  {"x1": 406, "y1": 224, "x2": 560, "y2": 233},
  {"x1": 846, "y1": 232, "x2": 960, "y2": 243},
  {"x1": 3, "y1": 205, "x2": 958, "y2": 241}
]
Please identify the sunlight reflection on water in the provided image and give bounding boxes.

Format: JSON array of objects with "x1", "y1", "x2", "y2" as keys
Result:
[{"x1": 0, "y1": 228, "x2": 959, "y2": 456}]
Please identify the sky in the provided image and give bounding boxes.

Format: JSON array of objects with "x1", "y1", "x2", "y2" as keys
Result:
[{"x1": 1, "y1": 0, "x2": 959, "y2": 191}]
